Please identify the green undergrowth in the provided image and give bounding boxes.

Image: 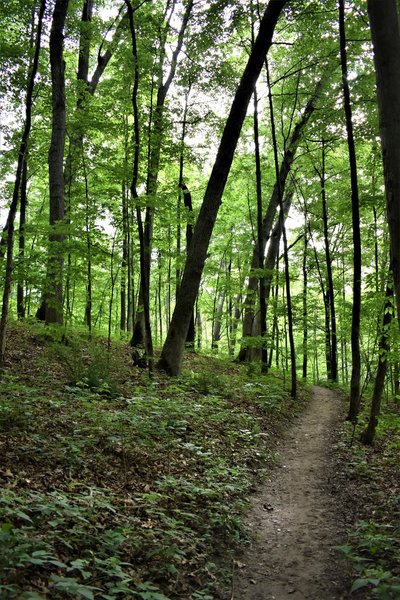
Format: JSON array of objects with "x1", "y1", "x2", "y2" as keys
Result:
[
  {"x1": 337, "y1": 403, "x2": 400, "y2": 599},
  {"x1": 0, "y1": 323, "x2": 307, "y2": 599}
]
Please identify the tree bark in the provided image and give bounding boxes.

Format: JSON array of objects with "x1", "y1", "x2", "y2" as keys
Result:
[
  {"x1": 212, "y1": 294, "x2": 225, "y2": 349},
  {"x1": 45, "y1": 0, "x2": 69, "y2": 325},
  {"x1": 339, "y1": 0, "x2": 362, "y2": 420},
  {"x1": 125, "y1": 0, "x2": 154, "y2": 372},
  {"x1": 318, "y1": 139, "x2": 338, "y2": 381},
  {"x1": 158, "y1": 0, "x2": 287, "y2": 375},
  {"x1": 17, "y1": 156, "x2": 28, "y2": 319},
  {"x1": 361, "y1": 281, "x2": 394, "y2": 445},
  {"x1": 266, "y1": 58, "x2": 296, "y2": 398},
  {"x1": 254, "y1": 85, "x2": 268, "y2": 371},
  {"x1": 120, "y1": 182, "x2": 129, "y2": 332},
  {"x1": 237, "y1": 75, "x2": 325, "y2": 362},
  {"x1": 367, "y1": 0, "x2": 400, "y2": 331},
  {"x1": 131, "y1": 0, "x2": 193, "y2": 348},
  {"x1": 0, "y1": 0, "x2": 46, "y2": 367},
  {"x1": 181, "y1": 182, "x2": 195, "y2": 347},
  {"x1": 302, "y1": 225, "x2": 308, "y2": 379}
]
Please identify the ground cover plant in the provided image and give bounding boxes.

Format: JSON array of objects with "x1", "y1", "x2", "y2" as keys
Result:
[
  {"x1": 337, "y1": 401, "x2": 400, "y2": 599},
  {"x1": 0, "y1": 323, "x2": 305, "y2": 599}
]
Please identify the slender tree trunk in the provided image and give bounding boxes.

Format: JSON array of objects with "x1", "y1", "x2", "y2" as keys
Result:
[
  {"x1": 268, "y1": 254, "x2": 280, "y2": 369},
  {"x1": 361, "y1": 281, "x2": 394, "y2": 445},
  {"x1": 394, "y1": 361, "x2": 400, "y2": 399},
  {"x1": 127, "y1": 189, "x2": 135, "y2": 332},
  {"x1": 158, "y1": 1, "x2": 287, "y2": 375},
  {"x1": 196, "y1": 304, "x2": 202, "y2": 350},
  {"x1": 176, "y1": 85, "x2": 195, "y2": 347},
  {"x1": 181, "y1": 183, "x2": 195, "y2": 347},
  {"x1": 176, "y1": 86, "x2": 190, "y2": 292},
  {"x1": 125, "y1": 0, "x2": 153, "y2": 372},
  {"x1": 244, "y1": 191, "x2": 294, "y2": 364},
  {"x1": 45, "y1": 0, "x2": 69, "y2": 325},
  {"x1": 339, "y1": 0, "x2": 362, "y2": 419},
  {"x1": 131, "y1": 0, "x2": 193, "y2": 348},
  {"x1": 266, "y1": 58, "x2": 296, "y2": 398},
  {"x1": 229, "y1": 294, "x2": 242, "y2": 356},
  {"x1": 0, "y1": 0, "x2": 46, "y2": 368},
  {"x1": 237, "y1": 75, "x2": 325, "y2": 362},
  {"x1": 319, "y1": 139, "x2": 338, "y2": 381},
  {"x1": 302, "y1": 226, "x2": 308, "y2": 379},
  {"x1": 157, "y1": 250, "x2": 163, "y2": 344},
  {"x1": 212, "y1": 294, "x2": 225, "y2": 350},
  {"x1": 83, "y1": 153, "x2": 92, "y2": 334},
  {"x1": 120, "y1": 182, "x2": 128, "y2": 332},
  {"x1": 108, "y1": 235, "x2": 118, "y2": 352},
  {"x1": 253, "y1": 86, "x2": 268, "y2": 371},
  {"x1": 17, "y1": 156, "x2": 28, "y2": 319}
]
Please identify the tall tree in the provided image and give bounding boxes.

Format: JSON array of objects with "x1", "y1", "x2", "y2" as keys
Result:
[
  {"x1": 158, "y1": 0, "x2": 287, "y2": 375},
  {"x1": 0, "y1": 0, "x2": 46, "y2": 367},
  {"x1": 125, "y1": 0, "x2": 154, "y2": 371},
  {"x1": 237, "y1": 75, "x2": 325, "y2": 363},
  {"x1": 130, "y1": 0, "x2": 194, "y2": 350},
  {"x1": 316, "y1": 139, "x2": 338, "y2": 382},
  {"x1": 338, "y1": 0, "x2": 362, "y2": 420},
  {"x1": 361, "y1": 279, "x2": 394, "y2": 445},
  {"x1": 44, "y1": 0, "x2": 70, "y2": 325},
  {"x1": 266, "y1": 58, "x2": 296, "y2": 398},
  {"x1": 254, "y1": 84, "x2": 268, "y2": 372}
]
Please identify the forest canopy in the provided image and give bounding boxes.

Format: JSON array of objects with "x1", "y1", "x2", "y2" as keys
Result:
[{"x1": 0, "y1": 0, "x2": 399, "y2": 409}]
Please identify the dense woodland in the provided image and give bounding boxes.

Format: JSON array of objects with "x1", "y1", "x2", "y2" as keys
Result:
[{"x1": 0, "y1": 0, "x2": 400, "y2": 598}]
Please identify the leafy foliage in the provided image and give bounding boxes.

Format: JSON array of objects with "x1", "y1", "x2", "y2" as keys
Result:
[
  {"x1": 337, "y1": 404, "x2": 400, "y2": 599},
  {"x1": 0, "y1": 325, "x2": 303, "y2": 598}
]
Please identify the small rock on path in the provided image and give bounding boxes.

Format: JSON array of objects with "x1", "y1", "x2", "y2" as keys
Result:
[{"x1": 230, "y1": 386, "x2": 352, "y2": 600}]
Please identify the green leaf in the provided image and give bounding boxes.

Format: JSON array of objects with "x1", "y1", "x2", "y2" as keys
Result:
[
  {"x1": 50, "y1": 576, "x2": 101, "y2": 600},
  {"x1": 351, "y1": 578, "x2": 372, "y2": 592}
]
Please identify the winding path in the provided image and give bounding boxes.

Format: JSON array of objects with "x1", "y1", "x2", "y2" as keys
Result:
[{"x1": 231, "y1": 386, "x2": 351, "y2": 600}]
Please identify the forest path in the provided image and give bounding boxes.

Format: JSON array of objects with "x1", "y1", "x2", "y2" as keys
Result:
[{"x1": 230, "y1": 386, "x2": 352, "y2": 600}]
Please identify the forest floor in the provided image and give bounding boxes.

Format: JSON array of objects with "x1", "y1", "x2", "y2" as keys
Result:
[
  {"x1": 229, "y1": 386, "x2": 352, "y2": 600},
  {"x1": 0, "y1": 323, "x2": 399, "y2": 599}
]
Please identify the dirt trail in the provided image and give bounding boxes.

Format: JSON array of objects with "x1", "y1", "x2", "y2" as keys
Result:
[{"x1": 231, "y1": 386, "x2": 351, "y2": 600}]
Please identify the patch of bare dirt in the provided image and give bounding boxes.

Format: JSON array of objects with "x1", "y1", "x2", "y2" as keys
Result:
[{"x1": 230, "y1": 386, "x2": 354, "y2": 600}]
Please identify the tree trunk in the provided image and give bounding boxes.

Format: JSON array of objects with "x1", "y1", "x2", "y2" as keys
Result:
[
  {"x1": 319, "y1": 139, "x2": 338, "y2": 381},
  {"x1": 339, "y1": 0, "x2": 362, "y2": 420},
  {"x1": 212, "y1": 294, "x2": 225, "y2": 350},
  {"x1": 237, "y1": 75, "x2": 325, "y2": 362},
  {"x1": 266, "y1": 58, "x2": 296, "y2": 398},
  {"x1": 83, "y1": 155, "x2": 92, "y2": 334},
  {"x1": 176, "y1": 84, "x2": 195, "y2": 348},
  {"x1": 120, "y1": 182, "x2": 128, "y2": 332},
  {"x1": 158, "y1": 0, "x2": 287, "y2": 375},
  {"x1": 181, "y1": 183, "x2": 195, "y2": 347},
  {"x1": 0, "y1": 0, "x2": 46, "y2": 367},
  {"x1": 45, "y1": 0, "x2": 69, "y2": 325},
  {"x1": 253, "y1": 85, "x2": 268, "y2": 372},
  {"x1": 243, "y1": 191, "x2": 293, "y2": 364},
  {"x1": 131, "y1": 0, "x2": 193, "y2": 348},
  {"x1": 176, "y1": 86, "x2": 190, "y2": 293},
  {"x1": 268, "y1": 254, "x2": 280, "y2": 369},
  {"x1": 367, "y1": 0, "x2": 400, "y2": 333},
  {"x1": 229, "y1": 294, "x2": 242, "y2": 356},
  {"x1": 17, "y1": 156, "x2": 28, "y2": 319},
  {"x1": 361, "y1": 281, "x2": 394, "y2": 445},
  {"x1": 125, "y1": 0, "x2": 153, "y2": 372},
  {"x1": 302, "y1": 225, "x2": 308, "y2": 379}
]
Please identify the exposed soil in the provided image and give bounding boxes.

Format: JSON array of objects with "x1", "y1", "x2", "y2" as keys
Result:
[{"x1": 230, "y1": 386, "x2": 355, "y2": 600}]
